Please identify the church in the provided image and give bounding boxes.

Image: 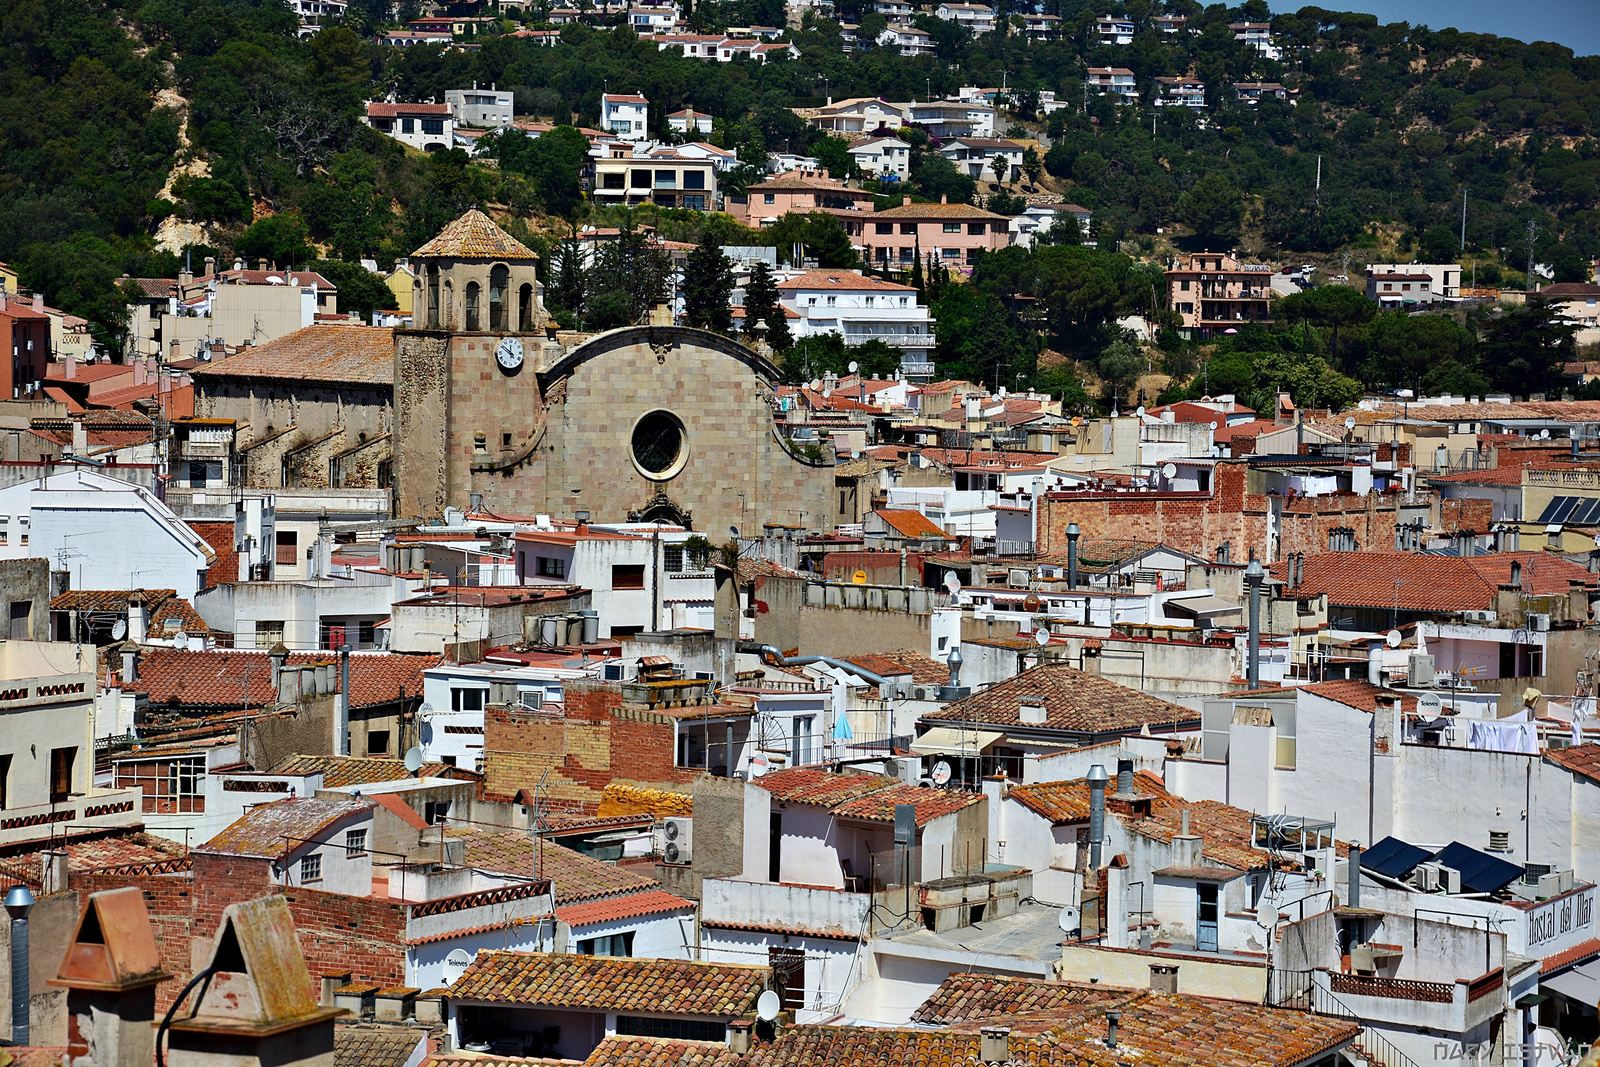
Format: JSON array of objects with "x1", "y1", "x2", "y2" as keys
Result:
[{"x1": 392, "y1": 210, "x2": 835, "y2": 534}]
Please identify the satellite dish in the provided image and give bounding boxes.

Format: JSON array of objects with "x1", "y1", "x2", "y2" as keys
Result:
[
  {"x1": 111, "y1": 619, "x2": 127, "y2": 640},
  {"x1": 419, "y1": 720, "x2": 434, "y2": 744},
  {"x1": 931, "y1": 760, "x2": 953, "y2": 786},
  {"x1": 848, "y1": 360, "x2": 859, "y2": 373},
  {"x1": 944, "y1": 572, "x2": 962, "y2": 594},
  {"x1": 822, "y1": 389, "x2": 832, "y2": 398},
  {"x1": 443, "y1": 948, "x2": 472, "y2": 984},
  {"x1": 810, "y1": 379, "x2": 821, "y2": 390},
  {"x1": 1345, "y1": 416, "x2": 1357, "y2": 430},
  {"x1": 1135, "y1": 405, "x2": 1145, "y2": 417},
  {"x1": 1541, "y1": 429, "x2": 1550, "y2": 440},
  {"x1": 1416, "y1": 693, "x2": 1443, "y2": 723},
  {"x1": 1071, "y1": 416, "x2": 1082, "y2": 427},
  {"x1": 1023, "y1": 593, "x2": 1043, "y2": 612},
  {"x1": 1209, "y1": 420, "x2": 1218, "y2": 431},
  {"x1": 404, "y1": 746, "x2": 424, "y2": 773},
  {"x1": 1255, "y1": 902, "x2": 1278, "y2": 931},
  {"x1": 417, "y1": 701, "x2": 436, "y2": 721},
  {"x1": 1162, "y1": 462, "x2": 1178, "y2": 479},
  {"x1": 1385, "y1": 629, "x2": 1402, "y2": 648},
  {"x1": 1058, "y1": 905, "x2": 1081, "y2": 934},
  {"x1": 748, "y1": 756, "x2": 769, "y2": 779},
  {"x1": 173, "y1": 630, "x2": 188, "y2": 647},
  {"x1": 757, "y1": 990, "x2": 783, "y2": 1022},
  {"x1": 1035, "y1": 627, "x2": 1052, "y2": 647}
]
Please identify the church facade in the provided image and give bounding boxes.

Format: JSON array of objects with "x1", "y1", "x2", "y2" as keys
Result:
[{"x1": 393, "y1": 210, "x2": 834, "y2": 533}]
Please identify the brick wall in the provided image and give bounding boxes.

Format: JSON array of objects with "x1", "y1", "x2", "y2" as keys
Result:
[
  {"x1": 1440, "y1": 497, "x2": 1494, "y2": 532},
  {"x1": 482, "y1": 683, "x2": 691, "y2": 812}
]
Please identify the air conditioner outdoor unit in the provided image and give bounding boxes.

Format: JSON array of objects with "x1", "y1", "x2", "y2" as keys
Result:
[
  {"x1": 910, "y1": 685, "x2": 932, "y2": 700},
  {"x1": 1462, "y1": 610, "x2": 1497, "y2": 623},
  {"x1": 1538, "y1": 872, "x2": 1566, "y2": 897},
  {"x1": 518, "y1": 688, "x2": 544, "y2": 711},
  {"x1": 662, "y1": 817, "x2": 693, "y2": 865},
  {"x1": 1436, "y1": 864, "x2": 1461, "y2": 894},
  {"x1": 1529, "y1": 613, "x2": 1551, "y2": 632},
  {"x1": 1407, "y1": 654, "x2": 1436, "y2": 687},
  {"x1": 603, "y1": 662, "x2": 628, "y2": 682},
  {"x1": 1410, "y1": 863, "x2": 1440, "y2": 891}
]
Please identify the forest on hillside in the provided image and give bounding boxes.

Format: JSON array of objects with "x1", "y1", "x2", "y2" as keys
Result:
[{"x1": 0, "y1": 0, "x2": 1595, "y2": 404}]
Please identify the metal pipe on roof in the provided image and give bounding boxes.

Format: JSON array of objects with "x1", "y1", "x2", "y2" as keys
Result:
[
  {"x1": 747, "y1": 644, "x2": 890, "y2": 686},
  {"x1": 1087, "y1": 764, "x2": 1109, "y2": 869},
  {"x1": 1347, "y1": 842, "x2": 1362, "y2": 910},
  {"x1": 1245, "y1": 558, "x2": 1265, "y2": 690},
  {"x1": 338, "y1": 644, "x2": 351, "y2": 757}
]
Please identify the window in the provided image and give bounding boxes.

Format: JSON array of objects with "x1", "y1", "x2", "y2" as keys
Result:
[
  {"x1": 0, "y1": 753, "x2": 10, "y2": 809},
  {"x1": 366, "y1": 730, "x2": 391, "y2": 756},
  {"x1": 518, "y1": 283, "x2": 534, "y2": 331},
  {"x1": 942, "y1": 248, "x2": 960, "y2": 259},
  {"x1": 663, "y1": 545, "x2": 685, "y2": 573},
  {"x1": 764, "y1": 193, "x2": 776, "y2": 204},
  {"x1": 401, "y1": 117, "x2": 414, "y2": 134},
  {"x1": 300, "y1": 852, "x2": 322, "y2": 882},
  {"x1": 683, "y1": 170, "x2": 705, "y2": 190},
  {"x1": 631, "y1": 410, "x2": 685, "y2": 477},
  {"x1": 427, "y1": 266, "x2": 440, "y2": 327},
  {"x1": 47, "y1": 746, "x2": 76, "y2": 803},
  {"x1": 825, "y1": 295, "x2": 836, "y2": 306},
  {"x1": 489, "y1": 265, "x2": 509, "y2": 331},
  {"x1": 631, "y1": 169, "x2": 652, "y2": 188},
  {"x1": 580, "y1": 931, "x2": 635, "y2": 956},
  {"x1": 615, "y1": 1016, "x2": 723, "y2": 1043},
  {"x1": 612, "y1": 564, "x2": 646, "y2": 590},
  {"x1": 10, "y1": 601, "x2": 30, "y2": 641},
  {"x1": 276, "y1": 530, "x2": 299, "y2": 566},
  {"x1": 968, "y1": 223, "x2": 986, "y2": 235},
  {"x1": 422, "y1": 118, "x2": 444, "y2": 135},
  {"x1": 875, "y1": 222, "x2": 894, "y2": 234},
  {"x1": 189, "y1": 461, "x2": 209, "y2": 488},
  {"x1": 359, "y1": 620, "x2": 376, "y2": 646},
  {"x1": 425, "y1": 801, "x2": 450, "y2": 825},
  {"x1": 865, "y1": 296, "x2": 875, "y2": 307},
  {"x1": 683, "y1": 195, "x2": 706, "y2": 211},
  {"x1": 452, "y1": 687, "x2": 486, "y2": 712},
  {"x1": 602, "y1": 172, "x2": 625, "y2": 189},
  {"x1": 900, "y1": 222, "x2": 917, "y2": 234},
  {"x1": 536, "y1": 555, "x2": 566, "y2": 578},
  {"x1": 464, "y1": 281, "x2": 481, "y2": 331},
  {"x1": 807, "y1": 297, "x2": 817, "y2": 306},
  {"x1": 345, "y1": 828, "x2": 368, "y2": 857},
  {"x1": 654, "y1": 169, "x2": 676, "y2": 188},
  {"x1": 255, "y1": 621, "x2": 285, "y2": 648},
  {"x1": 943, "y1": 222, "x2": 961, "y2": 233},
  {"x1": 899, "y1": 296, "x2": 908, "y2": 307}
]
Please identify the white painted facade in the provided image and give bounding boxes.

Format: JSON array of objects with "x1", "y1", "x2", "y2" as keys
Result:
[
  {"x1": 778, "y1": 274, "x2": 935, "y2": 363},
  {"x1": 514, "y1": 526, "x2": 713, "y2": 637},
  {"x1": 600, "y1": 94, "x2": 651, "y2": 140}
]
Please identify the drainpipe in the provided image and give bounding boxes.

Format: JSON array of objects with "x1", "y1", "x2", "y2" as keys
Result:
[
  {"x1": 338, "y1": 644, "x2": 351, "y2": 756},
  {"x1": 6, "y1": 885, "x2": 34, "y2": 1045},
  {"x1": 1245, "y1": 558, "x2": 1265, "y2": 689}
]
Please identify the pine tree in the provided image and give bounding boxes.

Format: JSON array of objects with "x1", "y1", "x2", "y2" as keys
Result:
[
  {"x1": 682, "y1": 232, "x2": 734, "y2": 333},
  {"x1": 549, "y1": 229, "x2": 585, "y2": 319},
  {"x1": 743, "y1": 260, "x2": 791, "y2": 352},
  {"x1": 910, "y1": 243, "x2": 924, "y2": 298}
]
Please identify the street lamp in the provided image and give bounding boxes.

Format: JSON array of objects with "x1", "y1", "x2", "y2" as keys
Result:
[{"x1": 7, "y1": 884, "x2": 35, "y2": 1045}]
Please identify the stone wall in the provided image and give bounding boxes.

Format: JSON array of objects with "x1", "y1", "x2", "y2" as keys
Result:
[{"x1": 0, "y1": 558, "x2": 51, "y2": 641}]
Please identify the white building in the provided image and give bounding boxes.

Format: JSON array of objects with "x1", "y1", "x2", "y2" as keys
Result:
[
  {"x1": 364, "y1": 102, "x2": 455, "y2": 152},
  {"x1": 939, "y1": 137, "x2": 1025, "y2": 181},
  {"x1": 513, "y1": 523, "x2": 715, "y2": 636},
  {"x1": 934, "y1": 2, "x2": 994, "y2": 33},
  {"x1": 445, "y1": 85, "x2": 515, "y2": 128},
  {"x1": 907, "y1": 99, "x2": 995, "y2": 139},
  {"x1": 847, "y1": 135, "x2": 911, "y2": 178},
  {"x1": 1229, "y1": 21, "x2": 1281, "y2": 59},
  {"x1": 804, "y1": 97, "x2": 913, "y2": 136},
  {"x1": 1095, "y1": 13, "x2": 1134, "y2": 44},
  {"x1": 1086, "y1": 67, "x2": 1139, "y2": 101},
  {"x1": 666, "y1": 107, "x2": 714, "y2": 134},
  {"x1": 1366, "y1": 262, "x2": 1462, "y2": 299},
  {"x1": 600, "y1": 92, "x2": 651, "y2": 140},
  {"x1": 1010, "y1": 203, "x2": 1093, "y2": 248},
  {"x1": 418, "y1": 660, "x2": 591, "y2": 768},
  {"x1": 877, "y1": 23, "x2": 936, "y2": 55},
  {"x1": 777, "y1": 270, "x2": 936, "y2": 375},
  {"x1": 196, "y1": 796, "x2": 375, "y2": 896},
  {"x1": 0, "y1": 468, "x2": 215, "y2": 598},
  {"x1": 1154, "y1": 76, "x2": 1206, "y2": 108}
]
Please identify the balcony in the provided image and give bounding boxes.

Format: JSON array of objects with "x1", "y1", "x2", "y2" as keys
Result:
[
  {"x1": 0, "y1": 786, "x2": 143, "y2": 848},
  {"x1": 1309, "y1": 967, "x2": 1504, "y2": 1034},
  {"x1": 843, "y1": 332, "x2": 936, "y2": 348}
]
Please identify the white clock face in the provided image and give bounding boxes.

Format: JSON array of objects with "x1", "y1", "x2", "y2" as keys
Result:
[{"x1": 496, "y1": 336, "x2": 524, "y2": 371}]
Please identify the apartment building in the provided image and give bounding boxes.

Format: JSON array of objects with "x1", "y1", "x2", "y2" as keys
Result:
[
  {"x1": 1229, "y1": 21, "x2": 1281, "y2": 58},
  {"x1": 935, "y1": 2, "x2": 994, "y2": 33},
  {"x1": 847, "y1": 135, "x2": 912, "y2": 178},
  {"x1": 0, "y1": 291, "x2": 48, "y2": 400},
  {"x1": 591, "y1": 146, "x2": 718, "y2": 210},
  {"x1": 1367, "y1": 262, "x2": 1462, "y2": 298},
  {"x1": 1095, "y1": 13, "x2": 1134, "y2": 44},
  {"x1": 939, "y1": 138, "x2": 1026, "y2": 181},
  {"x1": 445, "y1": 85, "x2": 514, "y2": 127},
  {"x1": 600, "y1": 92, "x2": 651, "y2": 140},
  {"x1": 1166, "y1": 252, "x2": 1275, "y2": 337},
  {"x1": 868, "y1": 196, "x2": 1012, "y2": 268},
  {"x1": 877, "y1": 23, "x2": 936, "y2": 55},
  {"x1": 725, "y1": 170, "x2": 874, "y2": 228},
  {"x1": 1154, "y1": 76, "x2": 1206, "y2": 108},
  {"x1": 777, "y1": 270, "x2": 937, "y2": 376},
  {"x1": 1086, "y1": 67, "x2": 1139, "y2": 101}
]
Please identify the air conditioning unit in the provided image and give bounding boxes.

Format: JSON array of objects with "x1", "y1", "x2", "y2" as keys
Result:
[
  {"x1": 518, "y1": 688, "x2": 544, "y2": 711},
  {"x1": 1407, "y1": 654, "x2": 1436, "y2": 687},
  {"x1": 1008, "y1": 569, "x2": 1030, "y2": 588},
  {"x1": 1039, "y1": 565, "x2": 1063, "y2": 579},
  {"x1": 1538, "y1": 872, "x2": 1565, "y2": 897},
  {"x1": 1529, "y1": 613, "x2": 1551, "y2": 632},
  {"x1": 891, "y1": 756, "x2": 922, "y2": 784},
  {"x1": 1410, "y1": 863, "x2": 1440, "y2": 891},
  {"x1": 910, "y1": 685, "x2": 933, "y2": 701},
  {"x1": 1462, "y1": 610, "x2": 1497, "y2": 623},
  {"x1": 1436, "y1": 864, "x2": 1461, "y2": 894},
  {"x1": 1524, "y1": 862, "x2": 1553, "y2": 884},
  {"x1": 662, "y1": 817, "x2": 693, "y2": 865},
  {"x1": 603, "y1": 662, "x2": 628, "y2": 682}
]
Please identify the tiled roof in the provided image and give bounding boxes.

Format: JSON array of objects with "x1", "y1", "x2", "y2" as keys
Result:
[
  {"x1": 754, "y1": 767, "x2": 896, "y2": 806},
  {"x1": 873, "y1": 509, "x2": 949, "y2": 539},
  {"x1": 201, "y1": 268, "x2": 338, "y2": 289},
  {"x1": 371, "y1": 792, "x2": 429, "y2": 831},
  {"x1": 422, "y1": 1058, "x2": 576, "y2": 1067},
  {"x1": 272, "y1": 753, "x2": 475, "y2": 787},
  {"x1": 368, "y1": 101, "x2": 453, "y2": 117},
  {"x1": 126, "y1": 277, "x2": 178, "y2": 298},
  {"x1": 583, "y1": 1037, "x2": 722, "y2": 1067},
  {"x1": 871, "y1": 201, "x2": 1008, "y2": 220},
  {"x1": 447, "y1": 952, "x2": 770, "y2": 1017},
  {"x1": 831, "y1": 783, "x2": 983, "y2": 826},
  {"x1": 776, "y1": 270, "x2": 915, "y2": 292},
  {"x1": 1268, "y1": 550, "x2": 1596, "y2": 613},
  {"x1": 1535, "y1": 282, "x2": 1600, "y2": 299},
  {"x1": 412, "y1": 208, "x2": 540, "y2": 261},
  {"x1": 1429, "y1": 464, "x2": 1578, "y2": 487},
  {"x1": 1295, "y1": 680, "x2": 1419, "y2": 717},
  {"x1": 745, "y1": 173, "x2": 863, "y2": 194},
  {"x1": 0, "y1": 831, "x2": 190, "y2": 887},
  {"x1": 912, "y1": 971, "x2": 1110, "y2": 1023},
  {"x1": 197, "y1": 797, "x2": 370, "y2": 859},
  {"x1": 190, "y1": 325, "x2": 393, "y2": 387},
  {"x1": 1541, "y1": 936, "x2": 1600, "y2": 972},
  {"x1": 1034, "y1": 538, "x2": 1162, "y2": 572},
  {"x1": 556, "y1": 888, "x2": 694, "y2": 927},
  {"x1": 132, "y1": 650, "x2": 440, "y2": 710},
  {"x1": 189, "y1": 521, "x2": 240, "y2": 586},
  {"x1": 1007, "y1": 771, "x2": 1166, "y2": 825},
  {"x1": 924, "y1": 662, "x2": 1197, "y2": 736},
  {"x1": 1130, "y1": 797, "x2": 1276, "y2": 871},
  {"x1": 454, "y1": 830, "x2": 660, "y2": 904},
  {"x1": 1546, "y1": 742, "x2": 1600, "y2": 784},
  {"x1": 842, "y1": 649, "x2": 947, "y2": 685},
  {"x1": 334, "y1": 1027, "x2": 428, "y2": 1067}
]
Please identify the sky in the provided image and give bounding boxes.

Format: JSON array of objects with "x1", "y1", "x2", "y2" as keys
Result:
[{"x1": 1302, "y1": 0, "x2": 1600, "y2": 57}]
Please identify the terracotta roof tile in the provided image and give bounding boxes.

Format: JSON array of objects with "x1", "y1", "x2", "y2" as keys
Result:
[
  {"x1": 1271, "y1": 551, "x2": 1595, "y2": 614},
  {"x1": 272, "y1": 753, "x2": 475, "y2": 786},
  {"x1": 334, "y1": 1027, "x2": 428, "y2": 1067},
  {"x1": 412, "y1": 209, "x2": 539, "y2": 261},
  {"x1": 189, "y1": 521, "x2": 240, "y2": 586},
  {"x1": 582, "y1": 1037, "x2": 723, "y2": 1067},
  {"x1": 776, "y1": 270, "x2": 915, "y2": 293},
  {"x1": 871, "y1": 200, "x2": 1008, "y2": 220},
  {"x1": 924, "y1": 662, "x2": 1197, "y2": 736},
  {"x1": 830, "y1": 783, "x2": 983, "y2": 825},
  {"x1": 448, "y1": 952, "x2": 770, "y2": 1016},
  {"x1": 555, "y1": 888, "x2": 694, "y2": 927},
  {"x1": 842, "y1": 649, "x2": 947, "y2": 685},
  {"x1": 753, "y1": 767, "x2": 896, "y2": 806},
  {"x1": 371, "y1": 792, "x2": 430, "y2": 831},
  {"x1": 1007, "y1": 771, "x2": 1166, "y2": 825},
  {"x1": 1546, "y1": 742, "x2": 1600, "y2": 784},
  {"x1": 190, "y1": 325, "x2": 393, "y2": 387},
  {"x1": 0, "y1": 831, "x2": 190, "y2": 887},
  {"x1": 197, "y1": 797, "x2": 370, "y2": 859},
  {"x1": 132, "y1": 650, "x2": 440, "y2": 711},
  {"x1": 1541, "y1": 936, "x2": 1600, "y2": 972},
  {"x1": 873, "y1": 509, "x2": 949, "y2": 539},
  {"x1": 453, "y1": 829, "x2": 660, "y2": 904}
]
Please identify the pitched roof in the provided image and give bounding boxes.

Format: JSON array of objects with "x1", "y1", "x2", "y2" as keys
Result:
[
  {"x1": 924, "y1": 662, "x2": 1197, "y2": 736},
  {"x1": 334, "y1": 1027, "x2": 428, "y2": 1067},
  {"x1": 753, "y1": 767, "x2": 898, "y2": 806},
  {"x1": 189, "y1": 325, "x2": 393, "y2": 387},
  {"x1": 745, "y1": 172, "x2": 867, "y2": 194},
  {"x1": 0, "y1": 831, "x2": 190, "y2": 887},
  {"x1": 912, "y1": 971, "x2": 1109, "y2": 1023},
  {"x1": 1006, "y1": 770, "x2": 1167, "y2": 825},
  {"x1": 555, "y1": 888, "x2": 694, "y2": 927},
  {"x1": 367, "y1": 101, "x2": 453, "y2": 117},
  {"x1": 1546, "y1": 742, "x2": 1600, "y2": 784},
  {"x1": 871, "y1": 201, "x2": 1008, "y2": 220},
  {"x1": 448, "y1": 952, "x2": 770, "y2": 1016},
  {"x1": 412, "y1": 209, "x2": 539, "y2": 261},
  {"x1": 1269, "y1": 551, "x2": 1597, "y2": 613},
  {"x1": 873, "y1": 508, "x2": 950, "y2": 539},
  {"x1": 1535, "y1": 282, "x2": 1600, "y2": 299},
  {"x1": 371, "y1": 792, "x2": 430, "y2": 831},
  {"x1": 776, "y1": 270, "x2": 915, "y2": 292},
  {"x1": 830, "y1": 783, "x2": 983, "y2": 826},
  {"x1": 131, "y1": 650, "x2": 439, "y2": 711},
  {"x1": 841, "y1": 649, "x2": 947, "y2": 685},
  {"x1": 188, "y1": 521, "x2": 240, "y2": 586},
  {"x1": 271, "y1": 752, "x2": 474, "y2": 786},
  {"x1": 454, "y1": 830, "x2": 661, "y2": 904},
  {"x1": 197, "y1": 797, "x2": 370, "y2": 859}
]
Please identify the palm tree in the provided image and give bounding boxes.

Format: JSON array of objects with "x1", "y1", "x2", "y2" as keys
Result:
[{"x1": 990, "y1": 154, "x2": 1008, "y2": 188}]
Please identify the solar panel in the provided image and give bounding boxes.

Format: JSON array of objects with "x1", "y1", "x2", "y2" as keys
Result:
[
  {"x1": 1361, "y1": 836, "x2": 1433, "y2": 880},
  {"x1": 1430, "y1": 841, "x2": 1524, "y2": 894},
  {"x1": 1554, "y1": 497, "x2": 1580, "y2": 524},
  {"x1": 1573, "y1": 499, "x2": 1600, "y2": 526},
  {"x1": 1535, "y1": 496, "x2": 1578, "y2": 524}
]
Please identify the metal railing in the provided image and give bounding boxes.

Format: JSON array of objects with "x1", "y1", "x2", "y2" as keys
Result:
[{"x1": 1267, "y1": 969, "x2": 1424, "y2": 1067}]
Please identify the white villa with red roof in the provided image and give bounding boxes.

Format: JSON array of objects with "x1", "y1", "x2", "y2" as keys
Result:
[
  {"x1": 364, "y1": 101, "x2": 455, "y2": 152},
  {"x1": 601, "y1": 92, "x2": 650, "y2": 140},
  {"x1": 777, "y1": 270, "x2": 936, "y2": 380}
]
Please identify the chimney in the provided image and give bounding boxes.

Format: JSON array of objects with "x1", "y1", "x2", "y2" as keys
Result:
[
  {"x1": 1149, "y1": 964, "x2": 1179, "y2": 994},
  {"x1": 42, "y1": 851, "x2": 69, "y2": 895},
  {"x1": 727, "y1": 1019, "x2": 753, "y2": 1054},
  {"x1": 65, "y1": 355, "x2": 76, "y2": 379},
  {"x1": 979, "y1": 1025, "x2": 1010, "y2": 1064},
  {"x1": 1105, "y1": 1010, "x2": 1121, "y2": 1049},
  {"x1": 1347, "y1": 842, "x2": 1362, "y2": 909},
  {"x1": 127, "y1": 592, "x2": 148, "y2": 643},
  {"x1": 132, "y1": 360, "x2": 147, "y2": 387},
  {"x1": 49, "y1": 887, "x2": 171, "y2": 1067},
  {"x1": 1087, "y1": 764, "x2": 1108, "y2": 868},
  {"x1": 7, "y1": 884, "x2": 34, "y2": 1044},
  {"x1": 119, "y1": 641, "x2": 140, "y2": 686},
  {"x1": 204, "y1": 256, "x2": 216, "y2": 278},
  {"x1": 1114, "y1": 756, "x2": 1134, "y2": 796},
  {"x1": 1511, "y1": 559, "x2": 1522, "y2": 589},
  {"x1": 1172, "y1": 807, "x2": 1202, "y2": 867},
  {"x1": 1018, "y1": 694, "x2": 1046, "y2": 725},
  {"x1": 1066, "y1": 522, "x2": 1080, "y2": 589},
  {"x1": 269, "y1": 641, "x2": 291, "y2": 693},
  {"x1": 940, "y1": 194, "x2": 948, "y2": 204},
  {"x1": 319, "y1": 970, "x2": 352, "y2": 1008},
  {"x1": 70, "y1": 419, "x2": 87, "y2": 456},
  {"x1": 903, "y1": 196, "x2": 912, "y2": 206}
]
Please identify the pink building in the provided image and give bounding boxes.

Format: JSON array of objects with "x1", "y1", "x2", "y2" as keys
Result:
[
  {"x1": 725, "y1": 170, "x2": 874, "y2": 228},
  {"x1": 863, "y1": 196, "x2": 1011, "y2": 269}
]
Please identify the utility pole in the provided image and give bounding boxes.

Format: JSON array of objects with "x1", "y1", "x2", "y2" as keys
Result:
[{"x1": 1460, "y1": 187, "x2": 1468, "y2": 252}]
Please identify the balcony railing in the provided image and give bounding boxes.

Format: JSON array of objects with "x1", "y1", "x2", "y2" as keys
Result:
[{"x1": 843, "y1": 333, "x2": 936, "y2": 348}]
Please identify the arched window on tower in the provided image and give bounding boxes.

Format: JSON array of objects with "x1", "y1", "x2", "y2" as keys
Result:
[
  {"x1": 427, "y1": 267, "x2": 440, "y2": 328},
  {"x1": 518, "y1": 283, "x2": 534, "y2": 332},
  {"x1": 489, "y1": 265, "x2": 509, "y2": 331},
  {"x1": 442, "y1": 280, "x2": 454, "y2": 329},
  {"x1": 465, "y1": 281, "x2": 481, "y2": 331}
]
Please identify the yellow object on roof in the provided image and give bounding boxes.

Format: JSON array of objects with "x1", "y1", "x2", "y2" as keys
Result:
[{"x1": 597, "y1": 782, "x2": 693, "y2": 818}]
